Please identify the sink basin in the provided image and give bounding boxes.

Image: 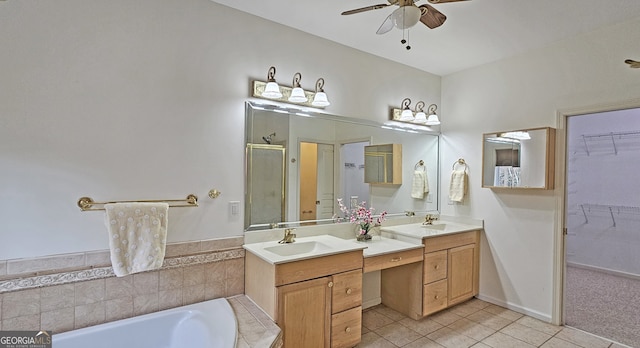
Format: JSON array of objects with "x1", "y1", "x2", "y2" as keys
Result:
[
  {"x1": 264, "y1": 241, "x2": 332, "y2": 257},
  {"x1": 423, "y1": 223, "x2": 447, "y2": 230}
]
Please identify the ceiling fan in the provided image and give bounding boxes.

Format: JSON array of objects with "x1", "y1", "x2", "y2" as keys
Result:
[{"x1": 341, "y1": 0, "x2": 469, "y2": 35}]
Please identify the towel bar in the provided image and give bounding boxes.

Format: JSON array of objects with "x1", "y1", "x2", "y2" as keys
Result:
[{"x1": 77, "y1": 194, "x2": 198, "y2": 211}]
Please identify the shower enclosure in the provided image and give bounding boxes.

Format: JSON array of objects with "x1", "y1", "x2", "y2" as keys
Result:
[{"x1": 244, "y1": 143, "x2": 286, "y2": 229}]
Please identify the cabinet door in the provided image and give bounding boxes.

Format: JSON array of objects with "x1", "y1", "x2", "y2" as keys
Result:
[
  {"x1": 448, "y1": 244, "x2": 476, "y2": 306},
  {"x1": 277, "y1": 276, "x2": 332, "y2": 348}
]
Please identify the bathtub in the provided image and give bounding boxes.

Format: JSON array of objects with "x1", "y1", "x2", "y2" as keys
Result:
[{"x1": 53, "y1": 298, "x2": 237, "y2": 348}]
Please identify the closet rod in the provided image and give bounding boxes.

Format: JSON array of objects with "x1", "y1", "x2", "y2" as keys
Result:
[{"x1": 77, "y1": 194, "x2": 198, "y2": 211}]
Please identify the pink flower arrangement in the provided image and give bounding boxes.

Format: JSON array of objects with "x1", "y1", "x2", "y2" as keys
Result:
[{"x1": 337, "y1": 198, "x2": 387, "y2": 236}]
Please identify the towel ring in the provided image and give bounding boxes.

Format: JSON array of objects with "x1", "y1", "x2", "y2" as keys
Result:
[
  {"x1": 414, "y1": 160, "x2": 425, "y2": 170},
  {"x1": 452, "y1": 158, "x2": 469, "y2": 172}
]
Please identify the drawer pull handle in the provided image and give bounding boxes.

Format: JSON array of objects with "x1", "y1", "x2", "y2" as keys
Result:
[
  {"x1": 346, "y1": 288, "x2": 352, "y2": 295},
  {"x1": 345, "y1": 327, "x2": 351, "y2": 333},
  {"x1": 391, "y1": 257, "x2": 402, "y2": 262},
  {"x1": 328, "y1": 281, "x2": 334, "y2": 288}
]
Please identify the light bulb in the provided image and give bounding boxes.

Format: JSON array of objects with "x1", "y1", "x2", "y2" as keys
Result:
[{"x1": 392, "y1": 6, "x2": 421, "y2": 29}]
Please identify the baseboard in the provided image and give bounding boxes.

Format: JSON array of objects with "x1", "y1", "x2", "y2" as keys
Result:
[
  {"x1": 362, "y1": 297, "x2": 381, "y2": 310},
  {"x1": 567, "y1": 262, "x2": 640, "y2": 281},
  {"x1": 475, "y1": 294, "x2": 551, "y2": 323}
]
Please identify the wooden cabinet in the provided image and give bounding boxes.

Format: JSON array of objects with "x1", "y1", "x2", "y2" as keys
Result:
[
  {"x1": 378, "y1": 230, "x2": 480, "y2": 319},
  {"x1": 422, "y1": 230, "x2": 480, "y2": 315},
  {"x1": 245, "y1": 250, "x2": 363, "y2": 348}
]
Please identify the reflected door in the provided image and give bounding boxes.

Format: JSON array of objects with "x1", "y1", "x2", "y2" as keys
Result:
[{"x1": 299, "y1": 142, "x2": 335, "y2": 222}]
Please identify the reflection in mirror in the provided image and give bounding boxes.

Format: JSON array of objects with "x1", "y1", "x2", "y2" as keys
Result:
[
  {"x1": 245, "y1": 101, "x2": 440, "y2": 231},
  {"x1": 482, "y1": 127, "x2": 555, "y2": 189}
]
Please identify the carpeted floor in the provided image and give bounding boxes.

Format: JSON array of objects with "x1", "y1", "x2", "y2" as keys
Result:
[{"x1": 565, "y1": 265, "x2": 640, "y2": 347}]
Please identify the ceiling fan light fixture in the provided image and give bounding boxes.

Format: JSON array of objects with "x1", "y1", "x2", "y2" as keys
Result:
[{"x1": 392, "y1": 5, "x2": 422, "y2": 29}]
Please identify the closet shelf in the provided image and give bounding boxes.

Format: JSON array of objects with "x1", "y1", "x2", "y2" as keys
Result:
[
  {"x1": 579, "y1": 203, "x2": 640, "y2": 227},
  {"x1": 581, "y1": 130, "x2": 640, "y2": 156}
]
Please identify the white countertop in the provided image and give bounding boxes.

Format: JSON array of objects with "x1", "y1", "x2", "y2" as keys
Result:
[
  {"x1": 359, "y1": 236, "x2": 423, "y2": 257},
  {"x1": 381, "y1": 220, "x2": 483, "y2": 240},
  {"x1": 243, "y1": 234, "x2": 367, "y2": 265}
]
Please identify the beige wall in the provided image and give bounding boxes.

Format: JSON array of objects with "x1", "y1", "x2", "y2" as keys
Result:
[{"x1": 440, "y1": 16, "x2": 640, "y2": 320}]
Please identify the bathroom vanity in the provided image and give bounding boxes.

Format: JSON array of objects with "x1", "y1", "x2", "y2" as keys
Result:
[
  {"x1": 244, "y1": 235, "x2": 366, "y2": 348},
  {"x1": 378, "y1": 223, "x2": 481, "y2": 320},
  {"x1": 243, "y1": 219, "x2": 482, "y2": 348}
]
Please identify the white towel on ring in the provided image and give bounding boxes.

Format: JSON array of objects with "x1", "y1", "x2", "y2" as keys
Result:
[
  {"x1": 449, "y1": 170, "x2": 468, "y2": 202},
  {"x1": 104, "y1": 202, "x2": 168, "y2": 277},
  {"x1": 411, "y1": 170, "x2": 429, "y2": 199}
]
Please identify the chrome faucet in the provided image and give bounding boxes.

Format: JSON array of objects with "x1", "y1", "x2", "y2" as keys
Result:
[
  {"x1": 423, "y1": 214, "x2": 438, "y2": 225},
  {"x1": 278, "y1": 228, "x2": 296, "y2": 244}
]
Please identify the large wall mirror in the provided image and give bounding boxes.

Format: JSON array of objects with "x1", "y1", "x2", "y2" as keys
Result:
[
  {"x1": 482, "y1": 127, "x2": 555, "y2": 189},
  {"x1": 245, "y1": 101, "x2": 440, "y2": 231}
]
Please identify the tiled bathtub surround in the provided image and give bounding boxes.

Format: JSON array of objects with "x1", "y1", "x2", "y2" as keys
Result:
[{"x1": 0, "y1": 236, "x2": 245, "y2": 333}]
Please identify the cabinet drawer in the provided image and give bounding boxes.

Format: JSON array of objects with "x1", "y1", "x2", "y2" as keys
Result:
[
  {"x1": 424, "y1": 250, "x2": 447, "y2": 284},
  {"x1": 332, "y1": 270, "x2": 362, "y2": 314},
  {"x1": 423, "y1": 279, "x2": 447, "y2": 316},
  {"x1": 363, "y1": 248, "x2": 423, "y2": 273},
  {"x1": 275, "y1": 250, "x2": 363, "y2": 286},
  {"x1": 331, "y1": 306, "x2": 362, "y2": 348},
  {"x1": 423, "y1": 230, "x2": 479, "y2": 253}
]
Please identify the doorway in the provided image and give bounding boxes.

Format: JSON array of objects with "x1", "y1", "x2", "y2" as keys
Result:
[
  {"x1": 563, "y1": 107, "x2": 640, "y2": 347},
  {"x1": 299, "y1": 141, "x2": 334, "y2": 222}
]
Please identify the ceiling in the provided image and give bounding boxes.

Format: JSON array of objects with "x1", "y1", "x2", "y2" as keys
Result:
[{"x1": 210, "y1": 0, "x2": 640, "y2": 76}]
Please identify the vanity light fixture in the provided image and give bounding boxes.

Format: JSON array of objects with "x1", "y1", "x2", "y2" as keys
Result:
[
  {"x1": 399, "y1": 98, "x2": 415, "y2": 121},
  {"x1": 261, "y1": 66, "x2": 283, "y2": 99},
  {"x1": 288, "y1": 72, "x2": 307, "y2": 103},
  {"x1": 251, "y1": 67, "x2": 330, "y2": 108},
  {"x1": 311, "y1": 78, "x2": 331, "y2": 107},
  {"x1": 425, "y1": 104, "x2": 440, "y2": 125},
  {"x1": 391, "y1": 99, "x2": 440, "y2": 126},
  {"x1": 413, "y1": 101, "x2": 427, "y2": 123}
]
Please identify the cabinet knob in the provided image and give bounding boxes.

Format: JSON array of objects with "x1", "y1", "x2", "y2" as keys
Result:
[
  {"x1": 346, "y1": 288, "x2": 352, "y2": 295},
  {"x1": 345, "y1": 327, "x2": 351, "y2": 333},
  {"x1": 328, "y1": 281, "x2": 334, "y2": 288},
  {"x1": 434, "y1": 265, "x2": 439, "y2": 269},
  {"x1": 434, "y1": 295, "x2": 439, "y2": 300}
]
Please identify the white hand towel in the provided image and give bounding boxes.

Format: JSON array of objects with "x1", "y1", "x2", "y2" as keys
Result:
[
  {"x1": 104, "y1": 202, "x2": 169, "y2": 277},
  {"x1": 411, "y1": 170, "x2": 429, "y2": 199},
  {"x1": 449, "y1": 170, "x2": 468, "y2": 202}
]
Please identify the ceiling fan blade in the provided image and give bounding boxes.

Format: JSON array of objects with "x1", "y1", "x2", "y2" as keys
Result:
[
  {"x1": 376, "y1": 13, "x2": 394, "y2": 34},
  {"x1": 342, "y1": 4, "x2": 390, "y2": 15},
  {"x1": 419, "y1": 4, "x2": 447, "y2": 29},
  {"x1": 427, "y1": 0, "x2": 470, "y2": 3}
]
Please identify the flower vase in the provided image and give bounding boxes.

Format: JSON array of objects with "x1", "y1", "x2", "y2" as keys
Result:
[{"x1": 356, "y1": 226, "x2": 373, "y2": 242}]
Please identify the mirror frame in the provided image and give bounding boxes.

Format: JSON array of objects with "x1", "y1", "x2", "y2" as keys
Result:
[
  {"x1": 244, "y1": 101, "x2": 441, "y2": 231},
  {"x1": 481, "y1": 126, "x2": 556, "y2": 190}
]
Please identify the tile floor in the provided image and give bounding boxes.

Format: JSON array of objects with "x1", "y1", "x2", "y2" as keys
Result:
[{"x1": 357, "y1": 298, "x2": 630, "y2": 348}]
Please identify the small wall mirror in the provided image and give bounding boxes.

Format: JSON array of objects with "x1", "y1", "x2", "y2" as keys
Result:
[{"x1": 482, "y1": 127, "x2": 555, "y2": 189}]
